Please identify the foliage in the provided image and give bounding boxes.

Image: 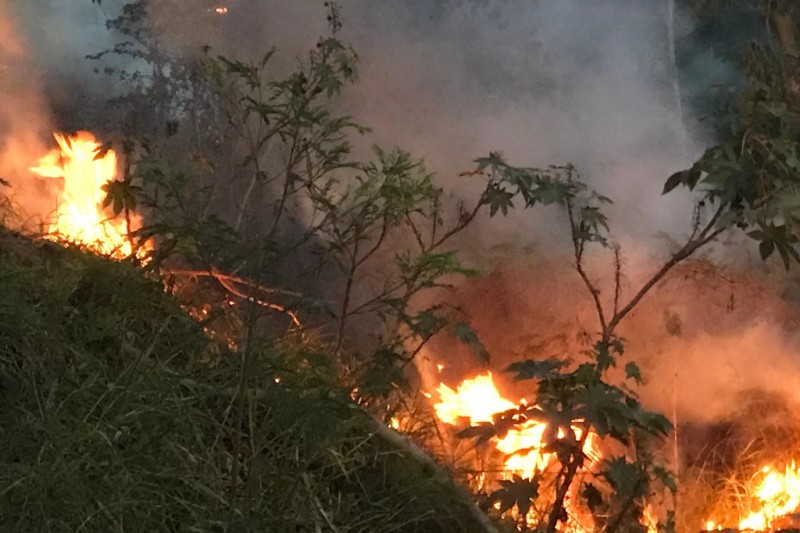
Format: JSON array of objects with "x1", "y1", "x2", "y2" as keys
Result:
[
  {"x1": 454, "y1": 14, "x2": 800, "y2": 523},
  {"x1": 80, "y1": 10, "x2": 507, "y2": 531},
  {"x1": 666, "y1": 42, "x2": 800, "y2": 269},
  {"x1": 109, "y1": 29, "x2": 494, "y2": 409}
]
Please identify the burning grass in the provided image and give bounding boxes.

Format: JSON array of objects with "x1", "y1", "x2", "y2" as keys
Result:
[{"x1": 679, "y1": 390, "x2": 800, "y2": 532}]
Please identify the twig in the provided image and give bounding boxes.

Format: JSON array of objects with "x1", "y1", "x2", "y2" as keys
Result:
[{"x1": 167, "y1": 267, "x2": 302, "y2": 326}]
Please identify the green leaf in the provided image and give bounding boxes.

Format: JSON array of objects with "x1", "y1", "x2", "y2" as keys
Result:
[
  {"x1": 475, "y1": 152, "x2": 505, "y2": 173},
  {"x1": 594, "y1": 341, "x2": 616, "y2": 371},
  {"x1": 759, "y1": 239, "x2": 775, "y2": 260},
  {"x1": 604, "y1": 457, "x2": 645, "y2": 499},
  {"x1": 662, "y1": 171, "x2": 683, "y2": 194},
  {"x1": 480, "y1": 184, "x2": 515, "y2": 217},
  {"x1": 624, "y1": 362, "x2": 642, "y2": 384}
]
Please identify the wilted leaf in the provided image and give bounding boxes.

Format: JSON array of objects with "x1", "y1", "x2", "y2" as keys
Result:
[
  {"x1": 582, "y1": 483, "x2": 605, "y2": 513},
  {"x1": 506, "y1": 358, "x2": 566, "y2": 381},
  {"x1": 456, "y1": 422, "x2": 496, "y2": 443},
  {"x1": 451, "y1": 322, "x2": 489, "y2": 363}
]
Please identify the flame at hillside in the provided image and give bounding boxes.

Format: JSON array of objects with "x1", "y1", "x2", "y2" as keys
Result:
[
  {"x1": 433, "y1": 372, "x2": 600, "y2": 530},
  {"x1": 705, "y1": 461, "x2": 800, "y2": 531},
  {"x1": 434, "y1": 372, "x2": 601, "y2": 476},
  {"x1": 29, "y1": 132, "x2": 144, "y2": 258}
]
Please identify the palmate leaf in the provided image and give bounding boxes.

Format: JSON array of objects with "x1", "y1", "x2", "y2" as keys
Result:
[
  {"x1": 474, "y1": 151, "x2": 506, "y2": 173},
  {"x1": 481, "y1": 184, "x2": 515, "y2": 216},
  {"x1": 487, "y1": 474, "x2": 539, "y2": 517},
  {"x1": 747, "y1": 222, "x2": 800, "y2": 270},
  {"x1": 101, "y1": 178, "x2": 141, "y2": 216},
  {"x1": 603, "y1": 457, "x2": 646, "y2": 499}
]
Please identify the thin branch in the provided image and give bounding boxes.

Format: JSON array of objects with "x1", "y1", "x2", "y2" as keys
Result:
[
  {"x1": 612, "y1": 243, "x2": 622, "y2": 318},
  {"x1": 566, "y1": 191, "x2": 608, "y2": 333},
  {"x1": 604, "y1": 224, "x2": 725, "y2": 341},
  {"x1": 167, "y1": 267, "x2": 302, "y2": 326}
]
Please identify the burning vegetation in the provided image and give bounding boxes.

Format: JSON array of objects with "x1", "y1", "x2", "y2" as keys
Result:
[
  {"x1": 29, "y1": 131, "x2": 146, "y2": 258},
  {"x1": 6, "y1": 2, "x2": 800, "y2": 533}
]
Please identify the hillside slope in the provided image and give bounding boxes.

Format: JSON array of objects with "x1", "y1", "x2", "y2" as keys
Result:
[{"x1": 0, "y1": 228, "x2": 491, "y2": 533}]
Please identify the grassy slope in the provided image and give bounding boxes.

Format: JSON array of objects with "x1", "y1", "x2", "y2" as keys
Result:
[{"x1": 0, "y1": 228, "x2": 488, "y2": 532}]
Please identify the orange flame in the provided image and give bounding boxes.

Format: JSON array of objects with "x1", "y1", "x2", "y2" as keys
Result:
[
  {"x1": 433, "y1": 372, "x2": 601, "y2": 530},
  {"x1": 434, "y1": 372, "x2": 599, "y2": 477},
  {"x1": 30, "y1": 132, "x2": 144, "y2": 258},
  {"x1": 738, "y1": 463, "x2": 800, "y2": 531}
]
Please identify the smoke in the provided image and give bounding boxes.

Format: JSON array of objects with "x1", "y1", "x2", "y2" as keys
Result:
[
  {"x1": 422, "y1": 255, "x2": 800, "y2": 426},
  {"x1": 0, "y1": 3, "x2": 55, "y2": 225},
  {"x1": 6, "y1": 0, "x2": 797, "y2": 429}
]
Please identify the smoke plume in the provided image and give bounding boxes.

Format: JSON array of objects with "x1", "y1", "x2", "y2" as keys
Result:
[{"x1": 7, "y1": 1, "x2": 800, "y2": 430}]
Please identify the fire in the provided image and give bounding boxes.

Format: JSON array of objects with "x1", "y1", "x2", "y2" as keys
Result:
[
  {"x1": 434, "y1": 372, "x2": 599, "y2": 477},
  {"x1": 29, "y1": 131, "x2": 143, "y2": 258},
  {"x1": 433, "y1": 372, "x2": 600, "y2": 529},
  {"x1": 703, "y1": 461, "x2": 800, "y2": 531},
  {"x1": 738, "y1": 463, "x2": 800, "y2": 531}
]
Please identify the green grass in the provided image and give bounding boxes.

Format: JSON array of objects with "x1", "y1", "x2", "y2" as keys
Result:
[{"x1": 0, "y1": 229, "x2": 489, "y2": 532}]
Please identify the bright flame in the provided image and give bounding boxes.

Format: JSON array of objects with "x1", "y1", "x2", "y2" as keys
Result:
[
  {"x1": 433, "y1": 372, "x2": 602, "y2": 530},
  {"x1": 434, "y1": 372, "x2": 599, "y2": 476},
  {"x1": 30, "y1": 132, "x2": 144, "y2": 258},
  {"x1": 214, "y1": 6, "x2": 228, "y2": 14},
  {"x1": 435, "y1": 373, "x2": 514, "y2": 426},
  {"x1": 737, "y1": 462, "x2": 800, "y2": 531}
]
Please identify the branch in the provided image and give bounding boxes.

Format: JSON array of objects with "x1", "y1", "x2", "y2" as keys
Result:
[
  {"x1": 167, "y1": 268, "x2": 302, "y2": 326},
  {"x1": 368, "y1": 419, "x2": 499, "y2": 533},
  {"x1": 566, "y1": 191, "x2": 608, "y2": 333},
  {"x1": 603, "y1": 204, "x2": 726, "y2": 340}
]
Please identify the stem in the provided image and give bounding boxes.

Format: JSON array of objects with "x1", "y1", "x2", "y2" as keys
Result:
[
  {"x1": 235, "y1": 136, "x2": 277, "y2": 231},
  {"x1": 566, "y1": 191, "x2": 608, "y2": 333},
  {"x1": 603, "y1": 223, "x2": 724, "y2": 341},
  {"x1": 335, "y1": 238, "x2": 360, "y2": 358},
  {"x1": 546, "y1": 430, "x2": 589, "y2": 533}
]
